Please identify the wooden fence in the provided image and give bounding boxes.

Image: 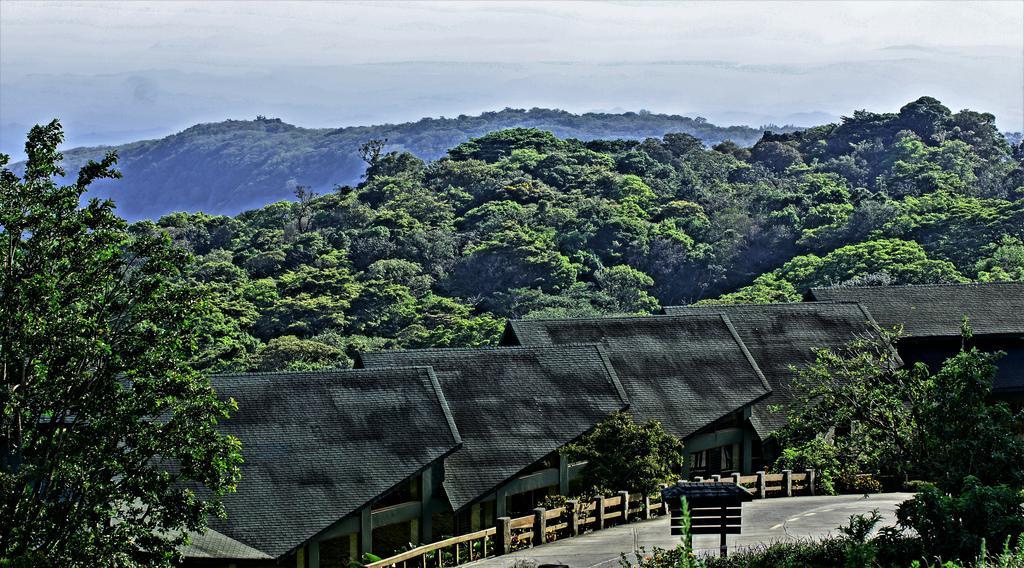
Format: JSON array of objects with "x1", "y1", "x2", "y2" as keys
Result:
[
  {"x1": 365, "y1": 469, "x2": 816, "y2": 568},
  {"x1": 365, "y1": 490, "x2": 668, "y2": 568},
  {"x1": 690, "y1": 469, "x2": 816, "y2": 499}
]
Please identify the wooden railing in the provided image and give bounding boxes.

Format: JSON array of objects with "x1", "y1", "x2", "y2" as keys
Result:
[
  {"x1": 366, "y1": 490, "x2": 669, "y2": 568},
  {"x1": 690, "y1": 469, "x2": 817, "y2": 499},
  {"x1": 366, "y1": 471, "x2": 816, "y2": 568},
  {"x1": 364, "y1": 527, "x2": 496, "y2": 568}
]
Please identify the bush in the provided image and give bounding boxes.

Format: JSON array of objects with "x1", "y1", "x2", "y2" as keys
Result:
[
  {"x1": 563, "y1": 412, "x2": 686, "y2": 497},
  {"x1": 897, "y1": 477, "x2": 1024, "y2": 562}
]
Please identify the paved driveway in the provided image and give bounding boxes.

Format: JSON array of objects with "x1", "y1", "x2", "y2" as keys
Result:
[{"x1": 467, "y1": 493, "x2": 914, "y2": 568}]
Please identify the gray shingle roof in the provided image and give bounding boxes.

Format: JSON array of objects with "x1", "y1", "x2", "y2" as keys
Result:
[
  {"x1": 663, "y1": 302, "x2": 892, "y2": 438},
  {"x1": 501, "y1": 315, "x2": 772, "y2": 440},
  {"x1": 202, "y1": 368, "x2": 461, "y2": 559},
  {"x1": 808, "y1": 283, "x2": 1024, "y2": 338},
  {"x1": 180, "y1": 528, "x2": 273, "y2": 560},
  {"x1": 356, "y1": 345, "x2": 629, "y2": 511}
]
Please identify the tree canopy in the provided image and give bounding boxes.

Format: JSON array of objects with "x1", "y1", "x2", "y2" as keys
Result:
[
  {"x1": 140, "y1": 97, "x2": 1023, "y2": 372},
  {"x1": 0, "y1": 121, "x2": 242, "y2": 566}
]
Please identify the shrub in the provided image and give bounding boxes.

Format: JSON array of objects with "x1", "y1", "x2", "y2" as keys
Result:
[
  {"x1": 897, "y1": 477, "x2": 1024, "y2": 562},
  {"x1": 563, "y1": 412, "x2": 686, "y2": 497}
]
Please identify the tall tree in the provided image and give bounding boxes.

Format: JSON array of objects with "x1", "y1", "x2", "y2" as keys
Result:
[{"x1": 0, "y1": 121, "x2": 242, "y2": 566}]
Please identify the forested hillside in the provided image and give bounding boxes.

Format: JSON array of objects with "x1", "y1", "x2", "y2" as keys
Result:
[
  {"x1": 27, "y1": 108, "x2": 796, "y2": 220},
  {"x1": 142, "y1": 97, "x2": 1024, "y2": 372}
]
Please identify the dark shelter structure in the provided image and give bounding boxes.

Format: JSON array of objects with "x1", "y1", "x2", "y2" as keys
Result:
[{"x1": 808, "y1": 283, "x2": 1024, "y2": 407}]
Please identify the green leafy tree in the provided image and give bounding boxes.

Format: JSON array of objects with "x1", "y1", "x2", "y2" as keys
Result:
[
  {"x1": 776, "y1": 323, "x2": 1024, "y2": 493},
  {"x1": 562, "y1": 412, "x2": 685, "y2": 496},
  {"x1": 1, "y1": 121, "x2": 242, "y2": 566}
]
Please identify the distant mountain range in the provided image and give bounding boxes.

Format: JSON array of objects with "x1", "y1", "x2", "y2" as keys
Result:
[{"x1": 11, "y1": 108, "x2": 801, "y2": 220}]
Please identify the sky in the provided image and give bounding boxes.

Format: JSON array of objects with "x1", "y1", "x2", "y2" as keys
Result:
[{"x1": 1, "y1": 0, "x2": 1022, "y2": 155}]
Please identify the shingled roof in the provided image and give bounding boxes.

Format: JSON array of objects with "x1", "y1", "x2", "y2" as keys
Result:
[
  {"x1": 200, "y1": 368, "x2": 461, "y2": 559},
  {"x1": 808, "y1": 283, "x2": 1024, "y2": 338},
  {"x1": 501, "y1": 315, "x2": 772, "y2": 440},
  {"x1": 662, "y1": 302, "x2": 893, "y2": 438},
  {"x1": 356, "y1": 345, "x2": 629, "y2": 511}
]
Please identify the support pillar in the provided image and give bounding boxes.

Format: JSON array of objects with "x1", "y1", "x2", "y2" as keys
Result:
[
  {"x1": 756, "y1": 470, "x2": 766, "y2": 499},
  {"x1": 806, "y1": 469, "x2": 816, "y2": 496},
  {"x1": 782, "y1": 469, "x2": 792, "y2": 497},
  {"x1": 741, "y1": 408, "x2": 754, "y2": 474},
  {"x1": 495, "y1": 487, "x2": 508, "y2": 520},
  {"x1": 420, "y1": 467, "x2": 433, "y2": 543},
  {"x1": 496, "y1": 517, "x2": 511, "y2": 555},
  {"x1": 558, "y1": 454, "x2": 570, "y2": 495},
  {"x1": 619, "y1": 491, "x2": 631, "y2": 523},
  {"x1": 308, "y1": 540, "x2": 320, "y2": 568},
  {"x1": 532, "y1": 508, "x2": 546, "y2": 547},
  {"x1": 359, "y1": 507, "x2": 372, "y2": 558},
  {"x1": 567, "y1": 500, "x2": 580, "y2": 536}
]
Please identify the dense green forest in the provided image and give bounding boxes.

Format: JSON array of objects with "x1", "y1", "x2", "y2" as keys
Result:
[
  {"x1": 28, "y1": 108, "x2": 798, "y2": 220},
  {"x1": 138, "y1": 97, "x2": 1024, "y2": 372}
]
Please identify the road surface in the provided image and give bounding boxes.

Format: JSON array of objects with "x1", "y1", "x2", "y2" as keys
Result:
[{"x1": 467, "y1": 492, "x2": 914, "y2": 568}]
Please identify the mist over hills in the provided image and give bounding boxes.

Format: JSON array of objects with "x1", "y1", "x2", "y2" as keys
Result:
[{"x1": 15, "y1": 108, "x2": 800, "y2": 220}]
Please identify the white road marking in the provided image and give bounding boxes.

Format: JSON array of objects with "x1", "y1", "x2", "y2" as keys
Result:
[
  {"x1": 803, "y1": 512, "x2": 816, "y2": 516},
  {"x1": 769, "y1": 523, "x2": 783, "y2": 530},
  {"x1": 787, "y1": 517, "x2": 800, "y2": 522}
]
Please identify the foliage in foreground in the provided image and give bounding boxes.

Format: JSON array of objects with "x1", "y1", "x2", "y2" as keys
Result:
[
  {"x1": 772, "y1": 326, "x2": 1024, "y2": 494},
  {"x1": 0, "y1": 122, "x2": 242, "y2": 566},
  {"x1": 626, "y1": 512, "x2": 1024, "y2": 568}
]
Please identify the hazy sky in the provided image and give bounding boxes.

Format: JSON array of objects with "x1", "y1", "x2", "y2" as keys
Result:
[{"x1": 2, "y1": 1, "x2": 1022, "y2": 154}]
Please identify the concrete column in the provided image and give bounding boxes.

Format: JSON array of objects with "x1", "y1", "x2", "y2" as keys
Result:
[
  {"x1": 643, "y1": 495, "x2": 652, "y2": 520},
  {"x1": 495, "y1": 487, "x2": 508, "y2": 520},
  {"x1": 307, "y1": 540, "x2": 320, "y2": 568},
  {"x1": 595, "y1": 497, "x2": 605, "y2": 530},
  {"x1": 731, "y1": 472, "x2": 741, "y2": 485},
  {"x1": 496, "y1": 517, "x2": 511, "y2": 555},
  {"x1": 420, "y1": 467, "x2": 433, "y2": 543},
  {"x1": 756, "y1": 470, "x2": 766, "y2": 499},
  {"x1": 711, "y1": 475, "x2": 721, "y2": 482},
  {"x1": 559, "y1": 455, "x2": 570, "y2": 495},
  {"x1": 782, "y1": 469, "x2": 792, "y2": 497},
  {"x1": 532, "y1": 507, "x2": 546, "y2": 547},
  {"x1": 566, "y1": 500, "x2": 580, "y2": 536},
  {"x1": 359, "y1": 507, "x2": 372, "y2": 558},
  {"x1": 470, "y1": 503, "x2": 481, "y2": 531},
  {"x1": 806, "y1": 469, "x2": 816, "y2": 496},
  {"x1": 741, "y1": 407, "x2": 754, "y2": 474},
  {"x1": 618, "y1": 491, "x2": 631, "y2": 523}
]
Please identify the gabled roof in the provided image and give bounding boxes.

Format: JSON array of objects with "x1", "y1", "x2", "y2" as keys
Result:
[
  {"x1": 202, "y1": 368, "x2": 461, "y2": 559},
  {"x1": 808, "y1": 283, "x2": 1024, "y2": 338},
  {"x1": 180, "y1": 528, "x2": 272, "y2": 560},
  {"x1": 662, "y1": 302, "x2": 893, "y2": 438},
  {"x1": 356, "y1": 345, "x2": 629, "y2": 511},
  {"x1": 501, "y1": 315, "x2": 772, "y2": 440}
]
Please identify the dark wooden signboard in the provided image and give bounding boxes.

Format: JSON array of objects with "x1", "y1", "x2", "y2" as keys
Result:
[{"x1": 661, "y1": 482, "x2": 753, "y2": 557}]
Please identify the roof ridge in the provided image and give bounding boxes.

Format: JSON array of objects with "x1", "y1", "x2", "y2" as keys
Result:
[
  {"x1": 210, "y1": 365, "x2": 434, "y2": 378},
  {"x1": 665, "y1": 300, "x2": 866, "y2": 311},
  {"x1": 718, "y1": 314, "x2": 773, "y2": 396},
  {"x1": 510, "y1": 312, "x2": 724, "y2": 324},
  {"x1": 811, "y1": 281, "x2": 1024, "y2": 292},
  {"x1": 359, "y1": 343, "x2": 609, "y2": 357}
]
